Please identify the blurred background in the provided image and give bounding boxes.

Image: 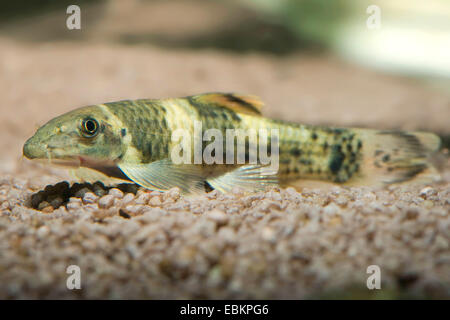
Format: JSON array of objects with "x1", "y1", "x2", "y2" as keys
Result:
[
  {"x1": 0, "y1": 0, "x2": 449, "y2": 174},
  {"x1": 0, "y1": 0, "x2": 449, "y2": 300}
]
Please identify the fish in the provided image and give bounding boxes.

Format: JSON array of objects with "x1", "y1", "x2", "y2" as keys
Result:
[{"x1": 23, "y1": 93, "x2": 441, "y2": 194}]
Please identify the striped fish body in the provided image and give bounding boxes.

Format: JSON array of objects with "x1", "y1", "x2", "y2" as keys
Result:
[{"x1": 23, "y1": 93, "x2": 441, "y2": 193}]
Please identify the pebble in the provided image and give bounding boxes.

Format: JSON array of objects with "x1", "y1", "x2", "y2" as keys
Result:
[
  {"x1": 166, "y1": 188, "x2": 181, "y2": 201},
  {"x1": 42, "y1": 206, "x2": 54, "y2": 214},
  {"x1": 335, "y1": 196, "x2": 348, "y2": 206},
  {"x1": 433, "y1": 235, "x2": 448, "y2": 250},
  {"x1": 31, "y1": 193, "x2": 44, "y2": 209},
  {"x1": 149, "y1": 196, "x2": 162, "y2": 207},
  {"x1": 123, "y1": 205, "x2": 144, "y2": 216},
  {"x1": 108, "y1": 188, "x2": 124, "y2": 198},
  {"x1": 205, "y1": 209, "x2": 228, "y2": 224},
  {"x1": 284, "y1": 187, "x2": 299, "y2": 198},
  {"x1": 259, "y1": 200, "x2": 281, "y2": 212},
  {"x1": 217, "y1": 227, "x2": 236, "y2": 244},
  {"x1": 135, "y1": 193, "x2": 150, "y2": 205},
  {"x1": 266, "y1": 190, "x2": 282, "y2": 201},
  {"x1": 261, "y1": 227, "x2": 277, "y2": 243},
  {"x1": 323, "y1": 203, "x2": 339, "y2": 216},
  {"x1": 36, "y1": 226, "x2": 50, "y2": 238},
  {"x1": 12, "y1": 178, "x2": 27, "y2": 190},
  {"x1": 83, "y1": 192, "x2": 98, "y2": 204},
  {"x1": 48, "y1": 195, "x2": 63, "y2": 208},
  {"x1": 420, "y1": 187, "x2": 437, "y2": 198},
  {"x1": 364, "y1": 192, "x2": 377, "y2": 201},
  {"x1": 37, "y1": 201, "x2": 51, "y2": 211},
  {"x1": 93, "y1": 188, "x2": 107, "y2": 197},
  {"x1": 74, "y1": 187, "x2": 92, "y2": 199},
  {"x1": 122, "y1": 193, "x2": 135, "y2": 205},
  {"x1": 422, "y1": 200, "x2": 434, "y2": 209},
  {"x1": 98, "y1": 195, "x2": 114, "y2": 209},
  {"x1": 66, "y1": 198, "x2": 82, "y2": 210}
]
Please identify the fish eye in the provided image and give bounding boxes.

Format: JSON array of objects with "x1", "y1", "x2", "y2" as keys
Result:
[{"x1": 81, "y1": 118, "x2": 99, "y2": 137}]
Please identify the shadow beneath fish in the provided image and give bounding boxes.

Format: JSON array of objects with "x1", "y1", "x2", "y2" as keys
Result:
[{"x1": 28, "y1": 181, "x2": 140, "y2": 211}]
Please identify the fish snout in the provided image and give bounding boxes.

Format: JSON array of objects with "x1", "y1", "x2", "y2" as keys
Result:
[{"x1": 23, "y1": 137, "x2": 47, "y2": 159}]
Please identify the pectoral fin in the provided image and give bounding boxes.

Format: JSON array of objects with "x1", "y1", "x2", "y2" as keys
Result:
[
  {"x1": 118, "y1": 159, "x2": 206, "y2": 194},
  {"x1": 207, "y1": 165, "x2": 278, "y2": 193}
]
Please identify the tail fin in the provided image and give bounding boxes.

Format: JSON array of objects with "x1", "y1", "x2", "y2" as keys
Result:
[{"x1": 353, "y1": 129, "x2": 441, "y2": 186}]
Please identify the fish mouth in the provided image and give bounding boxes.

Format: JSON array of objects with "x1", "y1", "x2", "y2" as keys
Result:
[
  {"x1": 25, "y1": 144, "x2": 116, "y2": 171},
  {"x1": 23, "y1": 137, "x2": 117, "y2": 171},
  {"x1": 23, "y1": 139, "x2": 81, "y2": 167}
]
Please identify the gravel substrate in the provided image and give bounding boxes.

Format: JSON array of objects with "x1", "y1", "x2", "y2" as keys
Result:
[
  {"x1": 0, "y1": 38, "x2": 449, "y2": 299},
  {"x1": 0, "y1": 173, "x2": 448, "y2": 299}
]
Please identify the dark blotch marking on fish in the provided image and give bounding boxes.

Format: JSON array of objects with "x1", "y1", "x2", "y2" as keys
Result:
[
  {"x1": 151, "y1": 140, "x2": 159, "y2": 156},
  {"x1": 290, "y1": 149, "x2": 302, "y2": 157},
  {"x1": 311, "y1": 132, "x2": 318, "y2": 140},
  {"x1": 329, "y1": 144, "x2": 345, "y2": 174},
  {"x1": 344, "y1": 164, "x2": 350, "y2": 172},
  {"x1": 151, "y1": 119, "x2": 160, "y2": 130},
  {"x1": 299, "y1": 159, "x2": 312, "y2": 166},
  {"x1": 349, "y1": 152, "x2": 357, "y2": 164},
  {"x1": 121, "y1": 128, "x2": 127, "y2": 137},
  {"x1": 143, "y1": 141, "x2": 152, "y2": 159},
  {"x1": 105, "y1": 100, "x2": 172, "y2": 162},
  {"x1": 374, "y1": 150, "x2": 383, "y2": 156},
  {"x1": 357, "y1": 140, "x2": 362, "y2": 150},
  {"x1": 188, "y1": 96, "x2": 242, "y2": 123},
  {"x1": 382, "y1": 154, "x2": 391, "y2": 162},
  {"x1": 333, "y1": 128, "x2": 344, "y2": 135},
  {"x1": 209, "y1": 110, "x2": 218, "y2": 118}
]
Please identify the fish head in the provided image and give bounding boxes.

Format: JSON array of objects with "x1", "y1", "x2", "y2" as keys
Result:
[{"x1": 23, "y1": 105, "x2": 126, "y2": 167}]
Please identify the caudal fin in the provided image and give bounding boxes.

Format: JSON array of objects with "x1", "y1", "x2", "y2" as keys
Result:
[{"x1": 353, "y1": 129, "x2": 441, "y2": 185}]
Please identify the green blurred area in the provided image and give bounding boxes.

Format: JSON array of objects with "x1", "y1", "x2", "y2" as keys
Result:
[
  {"x1": 0, "y1": 0, "x2": 347, "y2": 55},
  {"x1": 1, "y1": 0, "x2": 449, "y2": 82}
]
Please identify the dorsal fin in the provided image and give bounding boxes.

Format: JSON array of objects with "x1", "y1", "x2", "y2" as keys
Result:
[{"x1": 190, "y1": 93, "x2": 263, "y2": 116}]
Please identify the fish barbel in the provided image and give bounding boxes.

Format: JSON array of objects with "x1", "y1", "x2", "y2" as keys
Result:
[{"x1": 23, "y1": 93, "x2": 441, "y2": 193}]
